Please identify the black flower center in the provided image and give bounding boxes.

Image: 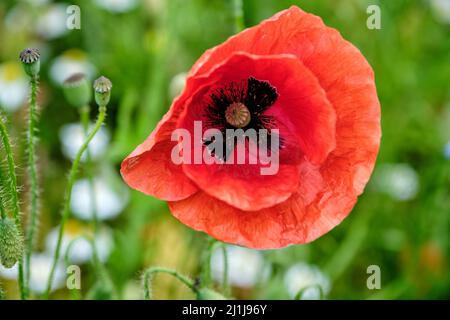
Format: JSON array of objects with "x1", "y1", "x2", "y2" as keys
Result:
[{"x1": 203, "y1": 76, "x2": 281, "y2": 160}]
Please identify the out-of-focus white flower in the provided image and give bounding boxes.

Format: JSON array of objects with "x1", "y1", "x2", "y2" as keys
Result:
[
  {"x1": 211, "y1": 245, "x2": 269, "y2": 288},
  {"x1": 94, "y1": 228, "x2": 115, "y2": 261},
  {"x1": 123, "y1": 281, "x2": 142, "y2": 300},
  {"x1": 27, "y1": 0, "x2": 50, "y2": 6},
  {"x1": 59, "y1": 122, "x2": 110, "y2": 162},
  {"x1": 372, "y1": 163, "x2": 419, "y2": 201},
  {"x1": 70, "y1": 177, "x2": 129, "y2": 221},
  {"x1": 0, "y1": 263, "x2": 17, "y2": 279},
  {"x1": 284, "y1": 263, "x2": 331, "y2": 300},
  {"x1": 430, "y1": 0, "x2": 450, "y2": 24},
  {"x1": 0, "y1": 62, "x2": 28, "y2": 112},
  {"x1": 169, "y1": 72, "x2": 187, "y2": 99},
  {"x1": 0, "y1": 253, "x2": 65, "y2": 294},
  {"x1": 37, "y1": 4, "x2": 69, "y2": 39},
  {"x1": 50, "y1": 49, "x2": 96, "y2": 85},
  {"x1": 94, "y1": 0, "x2": 138, "y2": 13},
  {"x1": 45, "y1": 220, "x2": 114, "y2": 264},
  {"x1": 444, "y1": 141, "x2": 450, "y2": 160},
  {"x1": 5, "y1": 5, "x2": 33, "y2": 32}
]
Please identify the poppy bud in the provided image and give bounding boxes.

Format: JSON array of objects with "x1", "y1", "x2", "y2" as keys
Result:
[
  {"x1": 63, "y1": 73, "x2": 92, "y2": 108},
  {"x1": 0, "y1": 218, "x2": 24, "y2": 269},
  {"x1": 93, "y1": 76, "x2": 112, "y2": 106},
  {"x1": 196, "y1": 288, "x2": 227, "y2": 300},
  {"x1": 19, "y1": 48, "x2": 40, "y2": 79}
]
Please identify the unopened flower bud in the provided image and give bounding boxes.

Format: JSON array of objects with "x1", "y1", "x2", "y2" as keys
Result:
[
  {"x1": 196, "y1": 288, "x2": 227, "y2": 300},
  {"x1": 19, "y1": 48, "x2": 40, "y2": 78},
  {"x1": 93, "y1": 76, "x2": 112, "y2": 106},
  {"x1": 63, "y1": 73, "x2": 92, "y2": 108},
  {"x1": 0, "y1": 218, "x2": 24, "y2": 269}
]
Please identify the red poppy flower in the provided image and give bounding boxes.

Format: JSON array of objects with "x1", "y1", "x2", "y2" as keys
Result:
[{"x1": 121, "y1": 6, "x2": 381, "y2": 249}]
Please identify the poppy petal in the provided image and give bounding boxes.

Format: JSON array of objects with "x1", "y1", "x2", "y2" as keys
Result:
[
  {"x1": 169, "y1": 161, "x2": 325, "y2": 249},
  {"x1": 124, "y1": 5, "x2": 381, "y2": 248},
  {"x1": 177, "y1": 52, "x2": 336, "y2": 211},
  {"x1": 120, "y1": 101, "x2": 199, "y2": 200},
  {"x1": 170, "y1": 6, "x2": 381, "y2": 246}
]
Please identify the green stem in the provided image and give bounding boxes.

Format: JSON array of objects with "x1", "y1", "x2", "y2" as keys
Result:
[
  {"x1": 201, "y1": 238, "x2": 218, "y2": 287},
  {"x1": 232, "y1": 0, "x2": 245, "y2": 32},
  {"x1": 201, "y1": 240, "x2": 229, "y2": 296},
  {"x1": 142, "y1": 267, "x2": 195, "y2": 300},
  {"x1": 0, "y1": 165, "x2": 6, "y2": 220},
  {"x1": 43, "y1": 105, "x2": 107, "y2": 299},
  {"x1": 79, "y1": 106, "x2": 99, "y2": 235},
  {"x1": 64, "y1": 237, "x2": 83, "y2": 300},
  {"x1": 0, "y1": 116, "x2": 26, "y2": 299},
  {"x1": 25, "y1": 77, "x2": 40, "y2": 299},
  {"x1": 79, "y1": 105, "x2": 107, "y2": 295},
  {"x1": 64, "y1": 235, "x2": 113, "y2": 300}
]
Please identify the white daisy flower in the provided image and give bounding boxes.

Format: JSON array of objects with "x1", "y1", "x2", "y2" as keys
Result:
[
  {"x1": 372, "y1": 163, "x2": 419, "y2": 201},
  {"x1": 70, "y1": 177, "x2": 129, "y2": 221},
  {"x1": 94, "y1": 0, "x2": 138, "y2": 13},
  {"x1": 211, "y1": 245, "x2": 269, "y2": 288},
  {"x1": 0, "y1": 62, "x2": 28, "y2": 113},
  {"x1": 50, "y1": 49, "x2": 96, "y2": 85},
  {"x1": 0, "y1": 253, "x2": 66, "y2": 294},
  {"x1": 59, "y1": 122, "x2": 110, "y2": 162},
  {"x1": 45, "y1": 220, "x2": 114, "y2": 264},
  {"x1": 430, "y1": 0, "x2": 450, "y2": 24},
  {"x1": 4, "y1": 5, "x2": 33, "y2": 32},
  {"x1": 169, "y1": 72, "x2": 187, "y2": 99},
  {"x1": 284, "y1": 263, "x2": 331, "y2": 300},
  {"x1": 37, "y1": 4, "x2": 69, "y2": 39}
]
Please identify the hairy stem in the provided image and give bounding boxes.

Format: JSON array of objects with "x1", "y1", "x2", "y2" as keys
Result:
[
  {"x1": 79, "y1": 105, "x2": 99, "y2": 235},
  {"x1": 0, "y1": 165, "x2": 6, "y2": 220},
  {"x1": 25, "y1": 77, "x2": 40, "y2": 297},
  {"x1": 79, "y1": 105, "x2": 108, "y2": 295},
  {"x1": 43, "y1": 105, "x2": 107, "y2": 299},
  {"x1": 142, "y1": 267, "x2": 195, "y2": 300},
  {"x1": 0, "y1": 117, "x2": 26, "y2": 299}
]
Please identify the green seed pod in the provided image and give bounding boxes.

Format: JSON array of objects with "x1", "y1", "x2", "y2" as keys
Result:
[
  {"x1": 0, "y1": 218, "x2": 24, "y2": 268},
  {"x1": 196, "y1": 288, "x2": 227, "y2": 300},
  {"x1": 93, "y1": 76, "x2": 112, "y2": 106},
  {"x1": 63, "y1": 73, "x2": 92, "y2": 108},
  {"x1": 19, "y1": 48, "x2": 40, "y2": 78}
]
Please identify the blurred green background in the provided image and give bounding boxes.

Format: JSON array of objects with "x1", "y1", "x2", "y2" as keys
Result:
[{"x1": 0, "y1": 0, "x2": 449, "y2": 299}]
